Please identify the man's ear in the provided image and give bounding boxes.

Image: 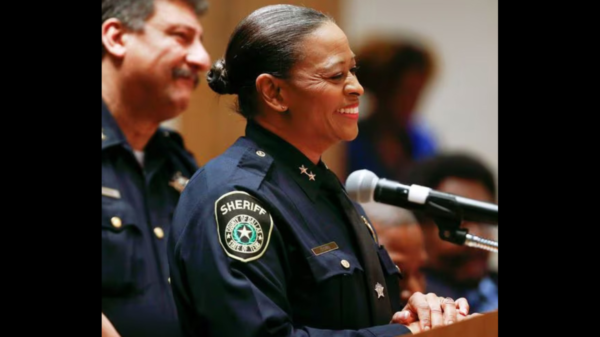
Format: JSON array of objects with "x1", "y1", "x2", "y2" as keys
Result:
[
  {"x1": 102, "y1": 18, "x2": 128, "y2": 58},
  {"x1": 256, "y1": 74, "x2": 288, "y2": 112}
]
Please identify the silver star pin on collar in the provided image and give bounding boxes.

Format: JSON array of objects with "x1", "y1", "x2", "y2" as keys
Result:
[
  {"x1": 308, "y1": 172, "x2": 316, "y2": 181},
  {"x1": 375, "y1": 283, "x2": 385, "y2": 298},
  {"x1": 299, "y1": 165, "x2": 308, "y2": 174}
]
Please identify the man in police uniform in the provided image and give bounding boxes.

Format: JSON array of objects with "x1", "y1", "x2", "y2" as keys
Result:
[{"x1": 101, "y1": 0, "x2": 211, "y2": 336}]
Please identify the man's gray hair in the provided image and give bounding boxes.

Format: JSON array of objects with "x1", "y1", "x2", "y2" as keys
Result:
[{"x1": 102, "y1": 0, "x2": 209, "y2": 57}]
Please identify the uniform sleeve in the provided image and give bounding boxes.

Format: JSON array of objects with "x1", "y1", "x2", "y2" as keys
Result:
[{"x1": 168, "y1": 189, "x2": 411, "y2": 337}]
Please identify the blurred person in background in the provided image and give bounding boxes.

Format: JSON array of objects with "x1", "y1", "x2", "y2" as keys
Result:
[
  {"x1": 406, "y1": 153, "x2": 498, "y2": 313},
  {"x1": 347, "y1": 36, "x2": 439, "y2": 182},
  {"x1": 361, "y1": 202, "x2": 428, "y2": 306}
]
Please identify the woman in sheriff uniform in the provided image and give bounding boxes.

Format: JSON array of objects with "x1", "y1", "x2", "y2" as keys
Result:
[{"x1": 167, "y1": 5, "x2": 473, "y2": 337}]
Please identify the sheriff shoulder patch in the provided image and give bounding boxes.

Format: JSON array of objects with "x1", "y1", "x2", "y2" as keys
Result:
[{"x1": 214, "y1": 191, "x2": 274, "y2": 263}]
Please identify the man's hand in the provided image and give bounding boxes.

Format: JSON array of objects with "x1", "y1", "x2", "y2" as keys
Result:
[{"x1": 102, "y1": 313, "x2": 121, "y2": 337}]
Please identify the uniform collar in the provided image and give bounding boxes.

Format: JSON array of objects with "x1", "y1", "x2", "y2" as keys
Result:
[
  {"x1": 102, "y1": 99, "x2": 128, "y2": 151},
  {"x1": 101, "y1": 99, "x2": 174, "y2": 154},
  {"x1": 245, "y1": 120, "x2": 335, "y2": 202}
]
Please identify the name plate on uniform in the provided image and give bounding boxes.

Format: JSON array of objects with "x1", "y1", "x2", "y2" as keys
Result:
[
  {"x1": 102, "y1": 186, "x2": 121, "y2": 199},
  {"x1": 311, "y1": 242, "x2": 339, "y2": 256}
]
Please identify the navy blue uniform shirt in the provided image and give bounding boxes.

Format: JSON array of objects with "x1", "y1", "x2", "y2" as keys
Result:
[
  {"x1": 168, "y1": 121, "x2": 411, "y2": 336},
  {"x1": 102, "y1": 100, "x2": 198, "y2": 337}
]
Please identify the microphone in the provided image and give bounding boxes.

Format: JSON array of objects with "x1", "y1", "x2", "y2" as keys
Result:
[{"x1": 346, "y1": 169, "x2": 498, "y2": 225}]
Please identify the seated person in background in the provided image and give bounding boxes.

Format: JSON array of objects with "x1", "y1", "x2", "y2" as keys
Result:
[
  {"x1": 361, "y1": 202, "x2": 428, "y2": 306},
  {"x1": 406, "y1": 153, "x2": 498, "y2": 313}
]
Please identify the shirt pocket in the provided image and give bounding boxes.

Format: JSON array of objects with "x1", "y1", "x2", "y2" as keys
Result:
[
  {"x1": 304, "y1": 250, "x2": 365, "y2": 329},
  {"x1": 102, "y1": 199, "x2": 148, "y2": 297}
]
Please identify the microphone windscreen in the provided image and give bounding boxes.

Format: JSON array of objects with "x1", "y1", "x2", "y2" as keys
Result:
[{"x1": 345, "y1": 169, "x2": 379, "y2": 203}]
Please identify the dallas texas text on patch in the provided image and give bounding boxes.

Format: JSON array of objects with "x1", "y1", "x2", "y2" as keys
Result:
[{"x1": 215, "y1": 191, "x2": 274, "y2": 263}]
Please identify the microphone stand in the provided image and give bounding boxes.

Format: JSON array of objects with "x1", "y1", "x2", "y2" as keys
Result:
[
  {"x1": 423, "y1": 195, "x2": 498, "y2": 253},
  {"x1": 433, "y1": 218, "x2": 498, "y2": 253}
]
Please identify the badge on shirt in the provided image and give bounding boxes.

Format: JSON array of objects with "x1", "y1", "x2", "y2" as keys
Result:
[
  {"x1": 215, "y1": 191, "x2": 274, "y2": 263},
  {"x1": 169, "y1": 171, "x2": 189, "y2": 193},
  {"x1": 311, "y1": 242, "x2": 339, "y2": 256},
  {"x1": 375, "y1": 282, "x2": 385, "y2": 298},
  {"x1": 102, "y1": 186, "x2": 121, "y2": 199}
]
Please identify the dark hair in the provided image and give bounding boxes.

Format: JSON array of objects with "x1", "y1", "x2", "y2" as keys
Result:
[
  {"x1": 356, "y1": 37, "x2": 436, "y2": 100},
  {"x1": 406, "y1": 153, "x2": 496, "y2": 198},
  {"x1": 206, "y1": 4, "x2": 333, "y2": 119},
  {"x1": 102, "y1": 0, "x2": 209, "y2": 57},
  {"x1": 405, "y1": 153, "x2": 496, "y2": 224}
]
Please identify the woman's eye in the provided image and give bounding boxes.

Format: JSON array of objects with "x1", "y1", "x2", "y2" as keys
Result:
[{"x1": 331, "y1": 73, "x2": 345, "y2": 80}]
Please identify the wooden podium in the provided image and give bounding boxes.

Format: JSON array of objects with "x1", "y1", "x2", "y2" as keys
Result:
[{"x1": 399, "y1": 310, "x2": 498, "y2": 337}]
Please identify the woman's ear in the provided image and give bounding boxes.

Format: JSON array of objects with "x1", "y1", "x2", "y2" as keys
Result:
[{"x1": 256, "y1": 74, "x2": 288, "y2": 112}]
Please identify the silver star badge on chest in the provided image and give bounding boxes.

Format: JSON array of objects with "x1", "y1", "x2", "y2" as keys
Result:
[
  {"x1": 169, "y1": 171, "x2": 189, "y2": 193},
  {"x1": 375, "y1": 282, "x2": 385, "y2": 298}
]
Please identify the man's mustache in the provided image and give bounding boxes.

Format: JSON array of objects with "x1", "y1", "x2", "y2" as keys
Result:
[{"x1": 173, "y1": 68, "x2": 199, "y2": 88}]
